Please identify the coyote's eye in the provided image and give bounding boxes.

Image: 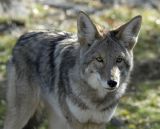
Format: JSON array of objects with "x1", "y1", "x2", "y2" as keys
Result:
[
  {"x1": 116, "y1": 57, "x2": 123, "y2": 63},
  {"x1": 96, "y1": 57, "x2": 104, "y2": 63}
]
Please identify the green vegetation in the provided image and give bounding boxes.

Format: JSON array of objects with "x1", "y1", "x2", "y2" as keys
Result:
[{"x1": 0, "y1": 1, "x2": 160, "y2": 129}]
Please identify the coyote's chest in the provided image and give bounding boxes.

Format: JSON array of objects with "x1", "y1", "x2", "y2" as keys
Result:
[{"x1": 66, "y1": 97, "x2": 117, "y2": 123}]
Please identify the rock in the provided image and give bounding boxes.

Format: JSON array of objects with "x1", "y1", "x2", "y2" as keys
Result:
[
  {"x1": 131, "y1": 58, "x2": 160, "y2": 84},
  {"x1": 100, "y1": 0, "x2": 160, "y2": 10}
]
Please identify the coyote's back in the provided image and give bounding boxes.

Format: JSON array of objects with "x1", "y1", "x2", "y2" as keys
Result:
[{"x1": 3, "y1": 12, "x2": 141, "y2": 129}]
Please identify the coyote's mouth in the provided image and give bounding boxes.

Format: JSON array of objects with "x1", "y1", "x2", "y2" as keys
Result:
[{"x1": 105, "y1": 87, "x2": 117, "y2": 92}]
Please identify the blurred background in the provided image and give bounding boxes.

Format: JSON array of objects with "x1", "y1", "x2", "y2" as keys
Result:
[{"x1": 0, "y1": 0, "x2": 160, "y2": 129}]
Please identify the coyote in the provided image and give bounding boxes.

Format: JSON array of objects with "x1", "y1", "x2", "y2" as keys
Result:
[{"x1": 3, "y1": 11, "x2": 142, "y2": 129}]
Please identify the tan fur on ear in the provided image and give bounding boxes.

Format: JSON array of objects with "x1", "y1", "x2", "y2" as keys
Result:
[{"x1": 96, "y1": 24, "x2": 108, "y2": 38}]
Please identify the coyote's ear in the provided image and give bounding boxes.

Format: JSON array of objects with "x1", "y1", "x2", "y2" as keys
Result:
[
  {"x1": 77, "y1": 11, "x2": 99, "y2": 46},
  {"x1": 115, "y1": 15, "x2": 142, "y2": 50}
]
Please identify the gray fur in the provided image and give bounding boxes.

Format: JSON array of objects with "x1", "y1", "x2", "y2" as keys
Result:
[{"x1": 3, "y1": 12, "x2": 142, "y2": 129}]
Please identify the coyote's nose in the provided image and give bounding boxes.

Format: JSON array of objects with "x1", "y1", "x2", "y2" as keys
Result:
[{"x1": 107, "y1": 80, "x2": 117, "y2": 88}]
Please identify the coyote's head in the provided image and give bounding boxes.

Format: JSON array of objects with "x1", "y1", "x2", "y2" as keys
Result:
[{"x1": 77, "y1": 12, "x2": 142, "y2": 92}]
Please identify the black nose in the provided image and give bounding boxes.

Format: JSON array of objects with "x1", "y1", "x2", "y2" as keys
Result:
[{"x1": 107, "y1": 80, "x2": 117, "y2": 88}]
